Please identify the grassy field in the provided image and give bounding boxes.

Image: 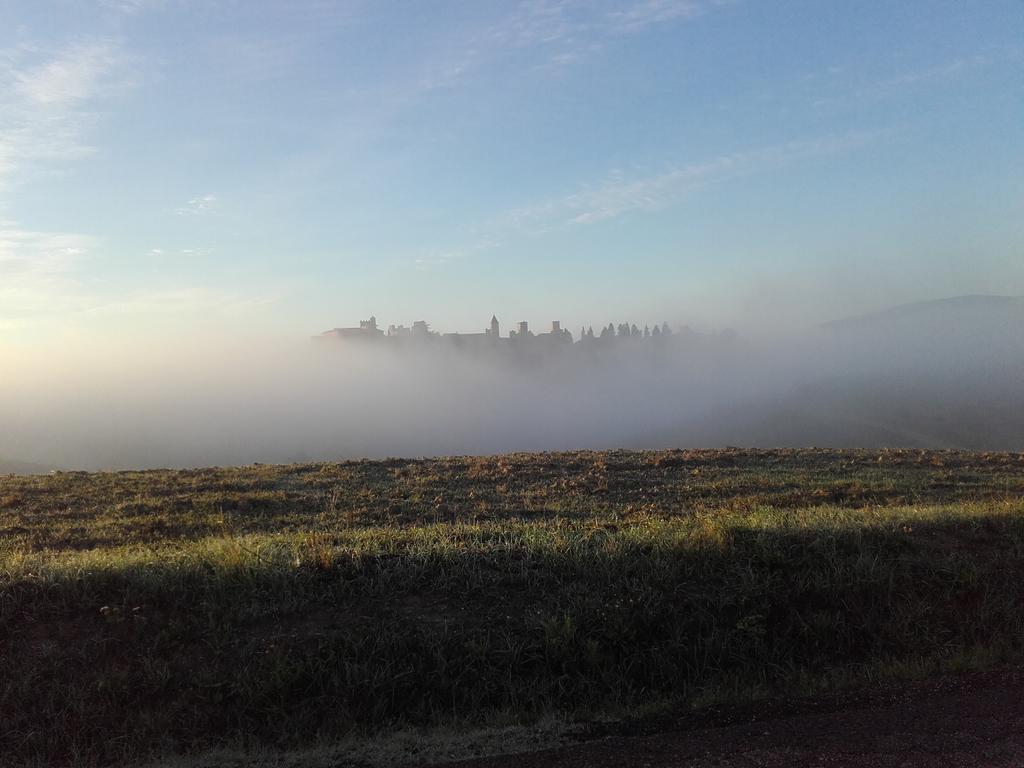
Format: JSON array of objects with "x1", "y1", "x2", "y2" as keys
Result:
[{"x1": 3, "y1": 448, "x2": 1024, "y2": 767}]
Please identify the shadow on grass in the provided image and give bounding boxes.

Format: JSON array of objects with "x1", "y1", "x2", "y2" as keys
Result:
[{"x1": 3, "y1": 506, "x2": 1024, "y2": 766}]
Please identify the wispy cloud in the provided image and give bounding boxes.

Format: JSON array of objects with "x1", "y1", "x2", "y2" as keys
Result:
[
  {"x1": 0, "y1": 223, "x2": 97, "y2": 325},
  {"x1": 606, "y1": 0, "x2": 715, "y2": 33},
  {"x1": 100, "y1": 0, "x2": 168, "y2": 14},
  {"x1": 0, "y1": 40, "x2": 133, "y2": 328},
  {"x1": 174, "y1": 194, "x2": 219, "y2": 216},
  {"x1": 486, "y1": 0, "x2": 725, "y2": 62},
  {"x1": 408, "y1": 128, "x2": 889, "y2": 272},
  {"x1": 199, "y1": 3, "x2": 365, "y2": 86},
  {"x1": 147, "y1": 246, "x2": 215, "y2": 258},
  {"x1": 486, "y1": 129, "x2": 890, "y2": 237},
  {"x1": 878, "y1": 54, "x2": 995, "y2": 89},
  {"x1": 13, "y1": 43, "x2": 120, "y2": 106},
  {"x1": 0, "y1": 222, "x2": 264, "y2": 329},
  {"x1": 0, "y1": 223, "x2": 95, "y2": 277},
  {"x1": 0, "y1": 40, "x2": 127, "y2": 192},
  {"x1": 808, "y1": 49, "x2": 1018, "y2": 110},
  {"x1": 0, "y1": 34, "x2": 269, "y2": 332},
  {"x1": 413, "y1": 252, "x2": 460, "y2": 271},
  {"x1": 212, "y1": 0, "x2": 731, "y2": 186},
  {"x1": 81, "y1": 286, "x2": 276, "y2": 318},
  {"x1": 404, "y1": 0, "x2": 728, "y2": 96}
]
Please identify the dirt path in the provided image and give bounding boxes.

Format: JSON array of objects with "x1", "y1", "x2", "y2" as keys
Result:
[{"x1": 438, "y1": 671, "x2": 1024, "y2": 767}]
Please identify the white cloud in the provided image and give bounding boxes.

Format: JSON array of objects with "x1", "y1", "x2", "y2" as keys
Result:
[
  {"x1": 0, "y1": 40, "x2": 255, "y2": 332},
  {"x1": 100, "y1": 0, "x2": 168, "y2": 13},
  {"x1": 414, "y1": 252, "x2": 460, "y2": 271},
  {"x1": 605, "y1": 0, "x2": 707, "y2": 33},
  {"x1": 82, "y1": 286, "x2": 275, "y2": 318},
  {"x1": 413, "y1": 129, "x2": 887, "y2": 272},
  {"x1": 489, "y1": 0, "x2": 721, "y2": 50},
  {"x1": 481, "y1": 129, "x2": 891, "y2": 237},
  {"x1": 174, "y1": 195, "x2": 219, "y2": 216},
  {"x1": 807, "y1": 50, "x2": 1018, "y2": 111},
  {"x1": 0, "y1": 222, "x2": 267, "y2": 329},
  {"x1": 406, "y1": 0, "x2": 727, "y2": 94},
  {"x1": 13, "y1": 44, "x2": 120, "y2": 107},
  {"x1": 0, "y1": 223, "x2": 95, "y2": 276},
  {"x1": 0, "y1": 223, "x2": 98, "y2": 324},
  {"x1": 0, "y1": 40, "x2": 126, "y2": 192},
  {"x1": 0, "y1": 41, "x2": 134, "y2": 330}
]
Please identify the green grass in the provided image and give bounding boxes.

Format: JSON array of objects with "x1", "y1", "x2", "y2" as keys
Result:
[{"x1": 2, "y1": 448, "x2": 1024, "y2": 766}]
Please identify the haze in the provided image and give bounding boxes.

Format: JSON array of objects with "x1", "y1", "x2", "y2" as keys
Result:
[
  {"x1": 3, "y1": 296, "x2": 1024, "y2": 471},
  {"x1": 1, "y1": 1, "x2": 1022, "y2": 469}
]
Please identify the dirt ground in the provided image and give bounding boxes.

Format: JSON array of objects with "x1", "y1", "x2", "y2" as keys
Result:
[{"x1": 438, "y1": 670, "x2": 1024, "y2": 768}]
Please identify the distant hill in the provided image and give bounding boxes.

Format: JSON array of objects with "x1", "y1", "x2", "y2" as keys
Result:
[
  {"x1": 0, "y1": 456, "x2": 54, "y2": 475},
  {"x1": 654, "y1": 295, "x2": 1024, "y2": 451},
  {"x1": 822, "y1": 294, "x2": 1024, "y2": 330},
  {"x1": 672, "y1": 374, "x2": 1024, "y2": 452},
  {"x1": 819, "y1": 295, "x2": 1024, "y2": 371}
]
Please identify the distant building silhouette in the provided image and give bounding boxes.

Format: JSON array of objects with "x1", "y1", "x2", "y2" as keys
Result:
[
  {"x1": 320, "y1": 315, "x2": 384, "y2": 340},
  {"x1": 315, "y1": 315, "x2": 697, "y2": 352},
  {"x1": 539, "y1": 320, "x2": 572, "y2": 344}
]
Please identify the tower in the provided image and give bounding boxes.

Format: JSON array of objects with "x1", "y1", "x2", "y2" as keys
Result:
[{"x1": 490, "y1": 315, "x2": 500, "y2": 338}]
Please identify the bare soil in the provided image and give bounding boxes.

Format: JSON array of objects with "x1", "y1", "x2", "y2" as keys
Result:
[{"x1": 440, "y1": 670, "x2": 1024, "y2": 767}]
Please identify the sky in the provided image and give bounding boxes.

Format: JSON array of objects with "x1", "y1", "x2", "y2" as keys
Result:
[{"x1": 1, "y1": 0, "x2": 1022, "y2": 349}]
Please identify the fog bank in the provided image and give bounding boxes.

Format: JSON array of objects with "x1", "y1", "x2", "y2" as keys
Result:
[{"x1": 2, "y1": 296, "x2": 1023, "y2": 472}]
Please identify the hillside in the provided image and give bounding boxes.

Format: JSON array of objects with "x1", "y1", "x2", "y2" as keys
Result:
[
  {"x1": 822, "y1": 294, "x2": 1024, "y2": 333},
  {"x1": 656, "y1": 296, "x2": 1024, "y2": 451},
  {"x1": 3, "y1": 448, "x2": 1024, "y2": 766},
  {"x1": 676, "y1": 373, "x2": 1024, "y2": 452},
  {"x1": 0, "y1": 456, "x2": 53, "y2": 475},
  {"x1": 819, "y1": 294, "x2": 1024, "y2": 369}
]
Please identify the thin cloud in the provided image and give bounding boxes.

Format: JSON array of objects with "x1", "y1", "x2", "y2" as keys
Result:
[
  {"x1": 810, "y1": 50, "x2": 1016, "y2": 110},
  {"x1": 100, "y1": 0, "x2": 167, "y2": 13},
  {"x1": 174, "y1": 195, "x2": 219, "y2": 216},
  {"x1": 0, "y1": 223, "x2": 94, "y2": 275},
  {"x1": 82, "y1": 286, "x2": 274, "y2": 317},
  {"x1": 13, "y1": 44, "x2": 120, "y2": 107},
  {"x1": 147, "y1": 246, "x2": 214, "y2": 258},
  {"x1": 414, "y1": 252, "x2": 461, "y2": 271},
  {"x1": 0, "y1": 227, "x2": 266, "y2": 327},
  {"x1": 0, "y1": 40, "x2": 137, "y2": 330},
  {"x1": 605, "y1": 0, "x2": 708, "y2": 33},
  {"x1": 237, "y1": 0, "x2": 731, "y2": 179},
  {"x1": 489, "y1": 0, "x2": 723, "y2": 49},
  {"x1": 494, "y1": 130, "x2": 891, "y2": 235},
  {"x1": 0, "y1": 38, "x2": 253, "y2": 332},
  {"x1": 0, "y1": 223, "x2": 97, "y2": 322},
  {"x1": 416, "y1": 0, "x2": 729, "y2": 90},
  {"x1": 0, "y1": 40, "x2": 127, "y2": 191}
]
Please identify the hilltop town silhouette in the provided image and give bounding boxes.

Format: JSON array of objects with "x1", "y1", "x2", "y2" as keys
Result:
[{"x1": 317, "y1": 315, "x2": 692, "y2": 349}]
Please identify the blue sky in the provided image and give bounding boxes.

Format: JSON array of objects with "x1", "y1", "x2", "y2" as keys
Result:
[{"x1": 0, "y1": 0, "x2": 1021, "y2": 345}]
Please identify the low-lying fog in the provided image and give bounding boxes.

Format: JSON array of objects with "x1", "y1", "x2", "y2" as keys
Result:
[{"x1": 3, "y1": 296, "x2": 1023, "y2": 472}]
